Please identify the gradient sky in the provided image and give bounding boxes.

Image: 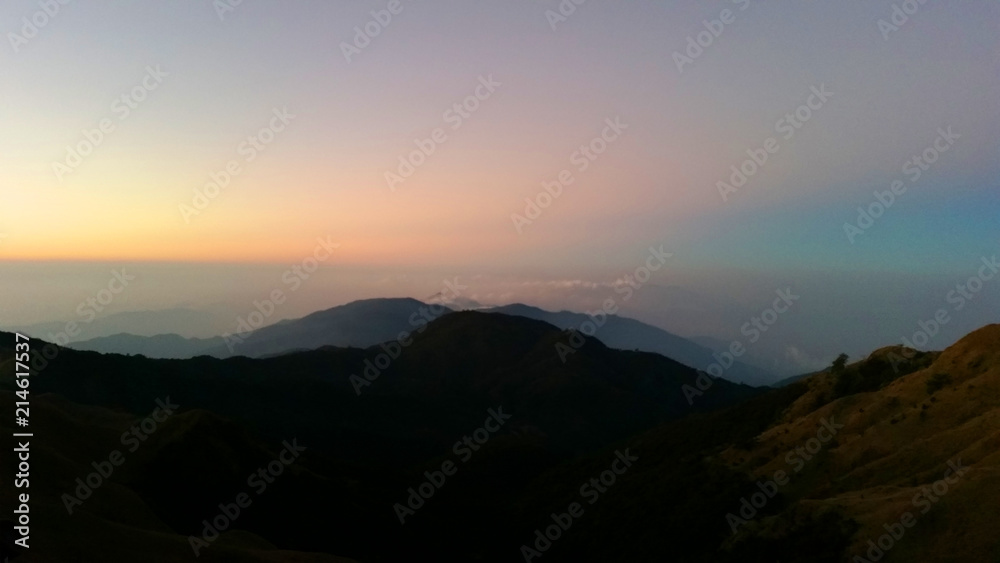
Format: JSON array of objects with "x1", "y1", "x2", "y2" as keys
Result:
[{"x1": 1, "y1": 1, "x2": 998, "y2": 372}]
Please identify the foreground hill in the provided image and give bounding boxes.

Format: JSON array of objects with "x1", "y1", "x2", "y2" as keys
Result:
[
  {"x1": 713, "y1": 325, "x2": 1000, "y2": 562},
  {"x1": 0, "y1": 312, "x2": 761, "y2": 561},
  {"x1": 0, "y1": 392, "x2": 359, "y2": 563},
  {"x1": 4, "y1": 320, "x2": 996, "y2": 561},
  {"x1": 14, "y1": 312, "x2": 761, "y2": 464},
  {"x1": 482, "y1": 326, "x2": 1000, "y2": 562}
]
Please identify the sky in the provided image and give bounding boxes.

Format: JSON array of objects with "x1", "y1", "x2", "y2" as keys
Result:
[{"x1": 1, "y1": 1, "x2": 998, "y2": 374}]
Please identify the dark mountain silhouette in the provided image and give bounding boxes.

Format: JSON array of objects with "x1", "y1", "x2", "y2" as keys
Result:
[
  {"x1": 204, "y1": 297, "x2": 454, "y2": 359},
  {"x1": 485, "y1": 303, "x2": 776, "y2": 386},
  {"x1": 0, "y1": 311, "x2": 761, "y2": 562},
  {"x1": 69, "y1": 298, "x2": 450, "y2": 359},
  {"x1": 68, "y1": 331, "x2": 222, "y2": 358},
  {"x1": 5, "y1": 318, "x2": 996, "y2": 561},
  {"x1": 70, "y1": 298, "x2": 777, "y2": 386},
  {"x1": 8, "y1": 312, "x2": 761, "y2": 466}
]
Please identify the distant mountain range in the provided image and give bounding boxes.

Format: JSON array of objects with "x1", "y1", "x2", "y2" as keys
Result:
[
  {"x1": 60, "y1": 297, "x2": 446, "y2": 360},
  {"x1": 484, "y1": 303, "x2": 775, "y2": 386},
  {"x1": 8, "y1": 307, "x2": 225, "y2": 340},
  {"x1": 4, "y1": 312, "x2": 998, "y2": 561},
  {"x1": 59, "y1": 298, "x2": 778, "y2": 386},
  {"x1": 0, "y1": 311, "x2": 761, "y2": 561}
]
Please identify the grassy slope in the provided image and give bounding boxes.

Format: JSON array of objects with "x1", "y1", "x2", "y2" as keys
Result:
[{"x1": 719, "y1": 325, "x2": 1000, "y2": 562}]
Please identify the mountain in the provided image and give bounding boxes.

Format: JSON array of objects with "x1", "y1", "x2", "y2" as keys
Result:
[
  {"x1": 2, "y1": 319, "x2": 998, "y2": 561},
  {"x1": 10, "y1": 312, "x2": 762, "y2": 465},
  {"x1": 205, "y1": 297, "x2": 455, "y2": 359},
  {"x1": 68, "y1": 332, "x2": 223, "y2": 358},
  {"x1": 771, "y1": 371, "x2": 816, "y2": 387},
  {"x1": 690, "y1": 334, "x2": 828, "y2": 379},
  {"x1": 704, "y1": 325, "x2": 1000, "y2": 562},
  {"x1": 486, "y1": 325, "x2": 1000, "y2": 562},
  {"x1": 68, "y1": 299, "x2": 778, "y2": 387},
  {"x1": 0, "y1": 390, "x2": 360, "y2": 563},
  {"x1": 690, "y1": 334, "x2": 790, "y2": 376},
  {"x1": 70, "y1": 298, "x2": 452, "y2": 360},
  {"x1": 9, "y1": 307, "x2": 224, "y2": 341},
  {"x1": 0, "y1": 311, "x2": 762, "y2": 562},
  {"x1": 485, "y1": 303, "x2": 777, "y2": 386}
]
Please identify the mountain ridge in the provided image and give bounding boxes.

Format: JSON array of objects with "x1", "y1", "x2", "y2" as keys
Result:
[
  {"x1": 65, "y1": 297, "x2": 779, "y2": 385},
  {"x1": 2, "y1": 321, "x2": 998, "y2": 561}
]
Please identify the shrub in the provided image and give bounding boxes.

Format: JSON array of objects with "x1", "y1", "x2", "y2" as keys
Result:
[{"x1": 926, "y1": 373, "x2": 952, "y2": 394}]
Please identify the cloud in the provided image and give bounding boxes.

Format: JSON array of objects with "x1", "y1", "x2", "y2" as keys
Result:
[{"x1": 782, "y1": 345, "x2": 828, "y2": 372}]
